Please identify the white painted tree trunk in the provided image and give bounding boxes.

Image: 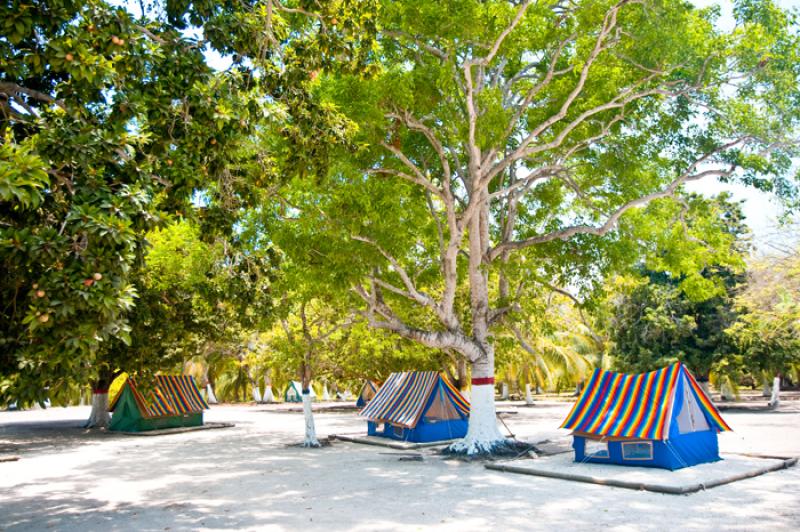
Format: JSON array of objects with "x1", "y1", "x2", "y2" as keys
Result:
[
  {"x1": 262, "y1": 380, "x2": 274, "y2": 403},
  {"x1": 450, "y1": 383, "x2": 504, "y2": 454},
  {"x1": 206, "y1": 384, "x2": 218, "y2": 404},
  {"x1": 720, "y1": 382, "x2": 735, "y2": 401},
  {"x1": 525, "y1": 383, "x2": 534, "y2": 405},
  {"x1": 769, "y1": 376, "x2": 781, "y2": 408},
  {"x1": 251, "y1": 386, "x2": 262, "y2": 403},
  {"x1": 85, "y1": 392, "x2": 110, "y2": 429},
  {"x1": 302, "y1": 391, "x2": 320, "y2": 447},
  {"x1": 500, "y1": 382, "x2": 509, "y2": 400},
  {"x1": 762, "y1": 377, "x2": 772, "y2": 397},
  {"x1": 322, "y1": 384, "x2": 330, "y2": 401}
]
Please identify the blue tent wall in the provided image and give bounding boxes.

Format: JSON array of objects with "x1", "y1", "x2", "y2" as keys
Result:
[
  {"x1": 572, "y1": 376, "x2": 721, "y2": 470},
  {"x1": 367, "y1": 380, "x2": 468, "y2": 443}
]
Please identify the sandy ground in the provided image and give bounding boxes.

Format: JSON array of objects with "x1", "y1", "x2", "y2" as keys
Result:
[{"x1": 1, "y1": 401, "x2": 799, "y2": 531}]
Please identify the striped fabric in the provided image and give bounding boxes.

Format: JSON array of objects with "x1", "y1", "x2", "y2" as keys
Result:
[
  {"x1": 110, "y1": 375, "x2": 208, "y2": 418},
  {"x1": 682, "y1": 366, "x2": 732, "y2": 432},
  {"x1": 561, "y1": 363, "x2": 730, "y2": 440},
  {"x1": 359, "y1": 372, "x2": 469, "y2": 428},
  {"x1": 441, "y1": 374, "x2": 470, "y2": 416}
]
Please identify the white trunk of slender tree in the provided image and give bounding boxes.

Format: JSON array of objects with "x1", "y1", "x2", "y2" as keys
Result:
[
  {"x1": 500, "y1": 382, "x2": 510, "y2": 400},
  {"x1": 206, "y1": 384, "x2": 219, "y2": 404},
  {"x1": 762, "y1": 379, "x2": 772, "y2": 397},
  {"x1": 720, "y1": 382, "x2": 735, "y2": 401},
  {"x1": 322, "y1": 384, "x2": 330, "y2": 401},
  {"x1": 525, "y1": 383, "x2": 534, "y2": 405},
  {"x1": 85, "y1": 391, "x2": 110, "y2": 429},
  {"x1": 262, "y1": 377, "x2": 274, "y2": 403},
  {"x1": 769, "y1": 376, "x2": 781, "y2": 408},
  {"x1": 251, "y1": 386, "x2": 262, "y2": 403},
  {"x1": 302, "y1": 391, "x2": 320, "y2": 447}
]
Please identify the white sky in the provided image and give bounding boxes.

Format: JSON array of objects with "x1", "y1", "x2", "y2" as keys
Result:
[{"x1": 686, "y1": 1, "x2": 800, "y2": 253}]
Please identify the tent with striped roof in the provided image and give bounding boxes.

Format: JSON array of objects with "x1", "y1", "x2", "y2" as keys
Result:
[
  {"x1": 109, "y1": 375, "x2": 208, "y2": 432},
  {"x1": 359, "y1": 371, "x2": 469, "y2": 443},
  {"x1": 560, "y1": 362, "x2": 732, "y2": 470},
  {"x1": 356, "y1": 380, "x2": 380, "y2": 407}
]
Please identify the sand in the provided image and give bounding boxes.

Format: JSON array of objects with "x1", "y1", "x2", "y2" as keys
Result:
[{"x1": 1, "y1": 401, "x2": 799, "y2": 531}]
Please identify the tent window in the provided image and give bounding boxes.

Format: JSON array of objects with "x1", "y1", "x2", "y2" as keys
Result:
[
  {"x1": 585, "y1": 439, "x2": 609, "y2": 458},
  {"x1": 393, "y1": 425, "x2": 404, "y2": 437},
  {"x1": 622, "y1": 441, "x2": 653, "y2": 460},
  {"x1": 424, "y1": 387, "x2": 461, "y2": 422}
]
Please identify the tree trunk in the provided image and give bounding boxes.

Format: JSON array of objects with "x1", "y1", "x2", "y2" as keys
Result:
[
  {"x1": 769, "y1": 375, "x2": 781, "y2": 408},
  {"x1": 301, "y1": 363, "x2": 319, "y2": 447},
  {"x1": 85, "y1": 372, "x2": 112, "y2": 429},
  {"x1": 322, "y1": 384, "x2": 331, "y2": 401},
  {"x1": 449, "y1": 352, "x2": 505, "y2": 454},
  {"x1": 720, "y1": 381, "x2": 735, "y2": 401},
  {"x1": 251, "y1": 386, "x2": 262, "y2": 403},
  {"x1": 448, "y1": 190, "x2": 506, "y2": 454},
  {"x1": 525, "y1": 383, "x2": 534, "y2": 405},
  {"x1": 206, "y1": 384, "x2": 219, "y2": 404},
  {"x1": 500, "y1": 382, "x2": 510, "y2": 400},
  {"x1": 262, "y1": 373, "x2": 274, "y2": 403},
  {"x1": 456, "y1": 358, "x2": 468, "y2": 391}
]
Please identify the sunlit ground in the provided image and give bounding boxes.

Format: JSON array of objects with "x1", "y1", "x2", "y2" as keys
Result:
[{"x1": 1, "y1": 399, "x2": 798, "y2": 531}]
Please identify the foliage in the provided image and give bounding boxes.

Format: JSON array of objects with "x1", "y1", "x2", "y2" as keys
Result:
[
  {"x1": 726, "y1": 246, "x2": 800, "y2": 381},
  {"x1": 606, "y1": 195, "x2": 749, "y2": 378},
  {"x1": 0, "y1": 0, "x2": 378, "y2": 406},
  {"x1": 274, "y1": 0, "x2": 800, "y2": 390}
]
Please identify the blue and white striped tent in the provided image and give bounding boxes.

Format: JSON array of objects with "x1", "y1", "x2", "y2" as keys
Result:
[
  {"x1": 359, "y1": 371, "x2": 469, "y2": 443},
  {"x1": 356, "y1": 380, "x2": 380, "y2": 407}
]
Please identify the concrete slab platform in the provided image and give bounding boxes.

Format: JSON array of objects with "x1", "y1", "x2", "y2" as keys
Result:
[
  {"x1": 486, "y1": 452, "x2": 798, "y2": 494},
  {"x1": 331, "y1": 433, "x2": 457, "y2": 450},
  {"x1": 114, "y1": 421, "x2": 235, "y2": 437}
]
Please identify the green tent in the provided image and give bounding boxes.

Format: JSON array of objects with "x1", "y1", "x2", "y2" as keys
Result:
[
  {"x1": 284, "y1": 381, "x2": 316, "y2": 403},
  {"x1": 109, "y1": 375, "x2": 208, "y2": 432}
]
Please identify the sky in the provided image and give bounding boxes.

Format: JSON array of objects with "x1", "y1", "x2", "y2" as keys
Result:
[
  {"x1": 112, "y1": 0, "x2": 799, "y2": 253},
  {"x1": 686, "y1": 0, "x2": 800, "y2": 253}
]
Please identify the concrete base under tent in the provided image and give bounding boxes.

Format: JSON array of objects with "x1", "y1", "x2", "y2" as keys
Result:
[
  {"x1": 487, "y1": 452, "x2": 798, "y2": 494},
  {"x1": 332, "y1": 433, "x2": 459, "y2": 450}
]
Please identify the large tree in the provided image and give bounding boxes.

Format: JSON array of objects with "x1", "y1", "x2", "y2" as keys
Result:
[
  {"x1": 0, "y1": 0, "x2": 378, "y2": 421},
  {"x1": 282, "y1": 0, "x2": 800, "y2": 453}
]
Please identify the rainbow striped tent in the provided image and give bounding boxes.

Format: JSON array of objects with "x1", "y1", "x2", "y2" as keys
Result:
[
  {"x1": 109, "y1": 375, "x2": 208, "y2": 432},
  {"x1": 360, "y1": 371, "x2": 469, "y2": 443},
  {"x1": 561, "y1": 362, "x2": 732, "y2": 470}
]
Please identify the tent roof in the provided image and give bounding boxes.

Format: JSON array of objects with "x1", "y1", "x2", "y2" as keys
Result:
[
  {"x1": 359, "y1": 380, "x2": 379, "y2": 395},
  {"x1": 110, "y1": 375, "x2": 208, "y2": 419},
  {"x1": 359, "y1": 371, "x2": 469, "y2": 428},
  {"x1": 286, "y1": 381, "x2": 316, "y2": 396},
  {"x1": 560, "y1": 363, "x2": 731, "y2": 440}
]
